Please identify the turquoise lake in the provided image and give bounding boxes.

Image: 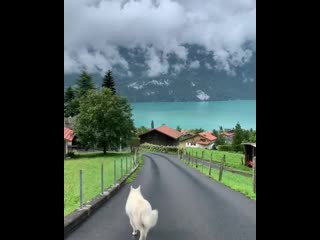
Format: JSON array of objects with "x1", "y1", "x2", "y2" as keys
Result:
[{"x1": 130, "y1": 100, "x2": 256, "y2": 130}]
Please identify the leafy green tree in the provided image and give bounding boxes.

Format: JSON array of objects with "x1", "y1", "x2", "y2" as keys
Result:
[{"x1": 75, "y1": 88, "x2": 134, "y2": 154}]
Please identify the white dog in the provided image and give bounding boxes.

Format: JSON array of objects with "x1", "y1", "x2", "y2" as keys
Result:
[{"x1": 125, "y1": 185, "x2": 158, "y2": 240}]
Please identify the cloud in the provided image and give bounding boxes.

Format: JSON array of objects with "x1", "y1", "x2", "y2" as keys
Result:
[
  {"x1": 171, "y1": 63, "x2": 186, "y2": 75},
  {"x1": 64, "y1": 0, "x2": 256, "y2": 75},
  {"x1": 205, "y1": 62, "x2": 212, "y2": 69},
  {"x1": 189, "y1": 60, "x2": 200, "y2": 69},
  {"x1": 145, "y1": 47, "x2": 169, "y2": 77}
]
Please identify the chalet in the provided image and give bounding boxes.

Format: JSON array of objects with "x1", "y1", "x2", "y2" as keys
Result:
[
  {"x1": 64, "y1": 117, "x2": 75, "y2": 129},
  {"x1": 139, "y1": 125, "x2": 183, "y2": 146},
  {"x1": 180, "y1": 130, "x2": 194, "y2": 138},
  {"x1": 222, "y1": 132, "x2": 235, "y2": 143},
  {"x1": 64, "y1": 127, "x2": 75, "y2": 159},
  {"x1": 179, "y1": 131, "x2": 217, "y2": 149}
]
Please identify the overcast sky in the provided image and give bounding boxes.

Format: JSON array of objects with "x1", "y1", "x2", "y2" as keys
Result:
[{"x1": 64, "y1": 0, "x2": 256, "y2": 76}]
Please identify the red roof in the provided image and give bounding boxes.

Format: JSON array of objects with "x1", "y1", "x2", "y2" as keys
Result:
[
  {"x1": 156, "y1": 125, "x2": 183, "y2": 139},
  {"x1": 198, "y1": 131, "x2": 217, "y2": 141},
  {"x1": 197, "y1": 141, "x2": 211, "y2": 145},
  {"x1": 64, "y1": 127, "x2": 75, "y2": 142}
]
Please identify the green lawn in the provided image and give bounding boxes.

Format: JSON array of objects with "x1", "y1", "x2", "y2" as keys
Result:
[
  {"x1": 182, "y1": 158, "x2": 256, "y2": 200},
  {"x1": 185, "y1": 148, "x2": 251, "y2": 172},
  {"x1": 64, "y1": 152, "x2": 134, "y2": 216}
]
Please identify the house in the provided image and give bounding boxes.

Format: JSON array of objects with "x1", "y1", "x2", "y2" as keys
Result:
[
  {"x1": 139, "y1": 125, "x2": 183, "y2": 146},
  {"x1": 242, "y1": 143, "x2": 256, "y2": 167},
  {"x1": 64, "y1": 127, "x2": 75, "y2": 159},
  {"x1": 222, "y1": 132, "x2": 235, "y2": 143},
  {"x1": 180, "y1": 130, "x2": 194, "y2": 138},
  {"x1": 179, "y1": 131, "x2": 217, "y2": 149},
  {"x1": 64, "y1": 117, "x2": 75, "y2": 129}
]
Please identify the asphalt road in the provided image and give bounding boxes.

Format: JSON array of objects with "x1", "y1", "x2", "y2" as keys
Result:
[{"x1": 66, "y1": 152, "x2": 256, "y2": 240}]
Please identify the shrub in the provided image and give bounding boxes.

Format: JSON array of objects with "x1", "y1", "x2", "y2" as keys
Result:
[{"x1": 139, "y1": 143, "x2": 179, "y2": 153}]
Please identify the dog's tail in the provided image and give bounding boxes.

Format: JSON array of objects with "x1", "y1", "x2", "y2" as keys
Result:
[{"x1": 142, "y1": 209, "x2": 158, "y2": 230}]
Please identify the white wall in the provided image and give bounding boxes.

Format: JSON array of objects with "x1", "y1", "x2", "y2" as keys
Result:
[{"x1": 185, "y1": 142, "x2": 214, "y2": 149}]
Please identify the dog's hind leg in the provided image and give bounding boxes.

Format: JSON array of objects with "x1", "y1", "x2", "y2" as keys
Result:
[
  {"x1": 139, "y1": 228, "x2": 148, "y2": 240},
  {"x1": 129, "y1": 218, "x2": 138, "y2": 236}
]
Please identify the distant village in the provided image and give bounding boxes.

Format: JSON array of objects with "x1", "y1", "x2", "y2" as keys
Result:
[{"x1": 64, "y1": 117, "x2": 255, "y2": 158}]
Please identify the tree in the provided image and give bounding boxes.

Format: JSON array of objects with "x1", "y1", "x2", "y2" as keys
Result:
[
  {"x1": 76, "y1": 70, "x2": 95, "y2": 98},
  {"x1": 242, "y1": 129, "x2": 250, "y2": 142},
  {"x1": 102, "y1": 70, "x2": 116, "y2": 94},
  {"x1": 65, "y1": 86, "x2": 75, "y2": 103},
  {"x1": 135, "y1": 126, "x2": 149, "y2": 136},
  {"x1": 64, "y1": 86, "x2": 79, "y2": 117},
  {"x1": 189, "y1": 128, "x2": 204, "y2": 134},
  {"x1": 176, "y1": 125, "x2": 181, "y2": 131},
  {"x1": 249, "y1": 130, "x2": 256, "y2": 142},
  {"x1": 212, "y1": 129, "x2": 219, "y2": 137},
  {"x1": 75, "y1": 88, "x2": 135, "y2": 154},
  {"x1": 215, "y1": 134, "x2": 226, "y2": 146},
  {"x1": 219, "y1": 126, "x2": 223, "y2": 132},
  {"x1": 232, "y1": 122, "x2": 244, "y2": 152},
  {"x1": 151, "y1": 120, "x2": 154, "y2": 129}
]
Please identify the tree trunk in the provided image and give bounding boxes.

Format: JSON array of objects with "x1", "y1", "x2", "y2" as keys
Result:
[{"x1": 103, "y1": 145, "x2": 107, "y2": 154}]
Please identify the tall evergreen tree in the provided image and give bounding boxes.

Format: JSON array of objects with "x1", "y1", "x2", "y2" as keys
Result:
[
  {"x1": 151, "y1": 120, "x2": 154, "y2": 129},
  {"x1": 232, "y1": 122, "x2": 244, "y2": 152},
  {"x1": 64, "y1": 86, "x2": 75, "y2": 103},
  {"x1": 76, "y1": 70, "x2": 95, "y2": 98},
  {"x1": 64, "y1": 86, "x2": 79, "y2": 117},
  {"x1": 102, "y1": 70, "x2": 116, "y2": 94}
]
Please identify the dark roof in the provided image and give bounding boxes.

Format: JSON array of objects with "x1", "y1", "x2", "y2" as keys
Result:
[
  {"x1": 241, "y1": 143, "x2": 256, "y2": 148},
  {"x1": 139, "y1": 125, "x2": 183, "y2": 139}
]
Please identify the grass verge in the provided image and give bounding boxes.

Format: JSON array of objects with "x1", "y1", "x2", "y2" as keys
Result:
[
  {"x1": 64, "y1": 152, "x2": 134, "y2": 216},
  {"x1": 182, "y1": 158, "x2": 256, "y2": 200},
  {"x1": 186, "y1": 148, "x2": 251, "y2": 172}
]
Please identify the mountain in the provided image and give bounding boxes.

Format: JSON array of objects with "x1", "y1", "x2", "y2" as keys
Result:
[{"x1": 64, "y1": 45, "x2": 256, "y2": 102}]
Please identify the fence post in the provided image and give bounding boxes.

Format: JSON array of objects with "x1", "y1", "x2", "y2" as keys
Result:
[
  {"x1": 132, "y1": 156, "x2": 134, "y2": 169},
  {"x1": 121, "y1": 158, "x2": 123, "y2": 177},
  {"x1": 126, "y1": 157, "x2": 128, "y2": 174},
  {"x1": 241, "y1": 156, "x2": 244, "y2": 165},
  {"x1": 202, "y1": 151, "x2": 204, "y2": 173},
  {"x1": 101, "y1": 164, "x2": 104, "y2": 194},
  {"x1": 253, "y1": 157, "x2": 256, "y2": 193},
  {"x1": 209, "y1": 152, "x2": 213, "y2": 176},
  {"x1": 80, "y1": 169, "x2": 83, "y2": 209},
  {"x1": 114, "y1": 160, "x2": 116, "y2": 184},
  {"x1": 196, "y1": 152, "x2": 198, "y2": 168},
  {"x1": 219, "y1": 155, "x2": 226, "y2": 181},
  {"x1": 135, "y1": 148, "x2": 137, "y2": 165}
]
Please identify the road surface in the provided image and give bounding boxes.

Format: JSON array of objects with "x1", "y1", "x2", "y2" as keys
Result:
[{"x1": 66, "y1": 152, "x2": 256, "y2": 240}]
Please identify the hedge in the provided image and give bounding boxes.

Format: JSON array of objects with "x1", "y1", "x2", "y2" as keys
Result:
[{"x1": 139, "y1": 143, "x2": 179, "y2": 153}]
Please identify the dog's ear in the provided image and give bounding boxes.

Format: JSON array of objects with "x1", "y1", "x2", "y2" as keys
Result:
[
  {"x1": 137, "y1": 185, "x2": 141, "y2": 190},
  {"x1": 130, "y1": 185, "x2": 134, "y2": 190}
]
